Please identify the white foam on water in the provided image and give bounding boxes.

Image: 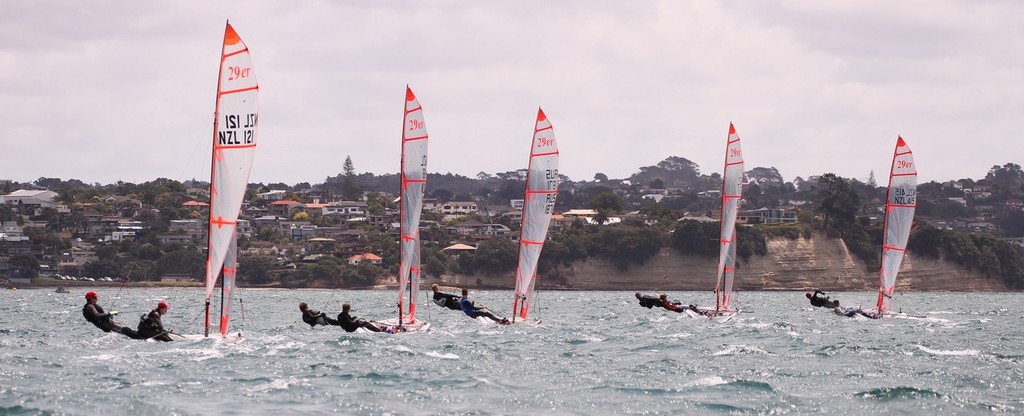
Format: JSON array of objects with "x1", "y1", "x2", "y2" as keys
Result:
[
  {"x1": 917, "y1": 345, "x2": 980, "y2": 356},
  {"x1": 684, "y1": 376, "x2": 728, "y2": 387},
  {"x1": 713, "y1": 344, "x2": 770, "y2": 356},
  {"x1": 424, "y1": 351, "x2": 459, "y2": 360}
]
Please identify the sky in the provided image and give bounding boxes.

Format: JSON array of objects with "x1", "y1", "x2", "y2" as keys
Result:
[{"x1": 1, "y1": 0, "x2": 1022, "y2": 187}]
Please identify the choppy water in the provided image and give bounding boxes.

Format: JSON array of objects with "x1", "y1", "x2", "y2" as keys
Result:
[{"x1": 1, "y1": 288, "x2": 1022, "y2": 415}]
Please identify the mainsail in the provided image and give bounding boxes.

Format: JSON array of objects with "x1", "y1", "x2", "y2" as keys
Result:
[
  {"x1": 512, "y1": 108, "x2": 560, "y2": 321},
  {"x1": 876, "y1": 136, "x2": 917, "y2": 313},
  {"x1": 397, "y1": 86, "x2": 427, "y2": 324},
  {"x1": 204, "y1": 22, "x2": 258, "y2": 337},
  {"x1": 714, "y1": 123, "x2": 743, "y2": 311}
]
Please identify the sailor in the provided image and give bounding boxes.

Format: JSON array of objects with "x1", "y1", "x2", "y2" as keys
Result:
[
  {"x1": 432, "y1": 284, "x2": 462, "y2": 310},
  {"x1": 338, "y1": 303, "x2": 388, "y2": 333},
  {"x1": 635, "y1": 292, "x2": 663, "y2": 309},
  {"x1": 138, "y1": 301, "x2": 173, "y2": 342},
  {"x1": 82, "y1": 291, "x2": 142, "y2": 339},
  {"x1": 459, "y1": 288, "x2": 510, "y2": 324},
  {"x1": 299, "y1": 302, "x2": 340, "y2": 327},
  {"x1": 806, "y1": 290, "x2": 839, "y2": 308},
  {"x1": 659, "y1": 294, "x2": 686, "y2": 312}
]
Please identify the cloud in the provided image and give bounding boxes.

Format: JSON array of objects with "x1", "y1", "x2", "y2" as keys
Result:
[{"x1": 0, "y1": 0, "x2": 1021, "y2": 187}]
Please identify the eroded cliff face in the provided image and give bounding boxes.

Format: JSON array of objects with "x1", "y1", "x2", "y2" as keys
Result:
[{"x1": 438, "y1": 236, "x2": 1012, "y2": 291}]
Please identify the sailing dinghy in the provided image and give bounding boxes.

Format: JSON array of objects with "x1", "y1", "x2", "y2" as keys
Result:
[
  {"x1": 176, "y1": 22, "x2": 258, "y2": 342},
  {"x1": 377, "y1": 86, "x2": 430, "y2": 333},
  {"x1": 836, "y1": 136, "x2": 917, "y2": 319},
  {"x1": 510, "y1": 108, "x2": 560, "y2": 325},
  {"x1": 685, "y1": 123, "x2": 743, "y2": 322}
]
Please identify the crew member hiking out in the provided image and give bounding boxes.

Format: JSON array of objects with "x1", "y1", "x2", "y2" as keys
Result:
[
  {"x1": 432, "y1": 284, "x2": 461, "y2": 310},
  {"x1": 459, "y1": 288, "x2": 510, "y2": 324},
  {"x1": 806, "y1": 290, "x2": 840, "y2": 308},
  {"x1": 635, "y1": 292, "x2": 662, "y2": 309},
  {"x1": 138, "y1": 301, "x2": 173, "y2": 342},
  {"x1": 338, "y1": 303, "x2": 389, "y2": 333},
  {"x1": 659, "y1": 294, "x2": 686, "y2": 313},
  {"x1": 299, "y1": 302, "x2": 340, "y2": 327},
  {"x1": 82, "y1": 291, "x2": 142, "y2": 339}
]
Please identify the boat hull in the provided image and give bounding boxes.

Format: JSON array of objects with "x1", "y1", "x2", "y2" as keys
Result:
[{"x1": 377, "y1": 318, "x2": 431, "y2": 333}]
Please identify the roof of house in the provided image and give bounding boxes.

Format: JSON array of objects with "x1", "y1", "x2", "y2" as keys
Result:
[
  {"x1": 443, "y1": 243, "x2": 477, "y2": 251},
  {"x1": 182, "y1": 200, "x2": 209, "y2": 207}
]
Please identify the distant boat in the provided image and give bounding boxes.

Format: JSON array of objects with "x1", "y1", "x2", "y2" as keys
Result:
[
  {"x1": 55, "y1": 286, "x2": 69, "y2": 293},
  {"x1": 200, "y1": 21, "x2": 258, "y2": 340},
  {"x1": 511, "y1": 108, "x2": 560, "y2": 324},
  {"x1": 378, "y1": 86, "x2": 430, "y2": 333},
  {"x1": 686, "y1": 123, "x2": 743, "y2": 322}
]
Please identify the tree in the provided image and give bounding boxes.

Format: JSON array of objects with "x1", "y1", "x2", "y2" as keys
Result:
[
  {"x1": 8, "y1": 254, "x2": 40, "y2": 278},
  {"x1": 817, "y1": 173, "x2": 859, "y2": 230},
  {"x1": 589, "y1": 192, "x2": 624, "y2": 213},
  {"x1": 342, "y1": 155, "x2": 363, "y2": 200},
  {"x1": 594, "y1": 173, "x2": 608, "y2": 182}
]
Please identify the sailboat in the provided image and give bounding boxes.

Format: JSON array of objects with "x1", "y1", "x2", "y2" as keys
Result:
[
  {"x1": 378, "y1": 86, "x2": 430, "y2": 332},
  {"x1": 511, "y1": 108, "x2": 560, "y2": 324},
  {"x1": 839, "y1": 137, "x2": 917, "y2": 319},
  {"x1": 686, "y1": 123, "x2": 743, "y2": 322},
  {"x1": 197, "y1": 21, "x2": 258, "y2": 340}
]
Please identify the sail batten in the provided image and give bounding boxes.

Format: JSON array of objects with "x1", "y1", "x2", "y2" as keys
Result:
[
  {"x1": 397, "y1": 86, "x2": 428, "y2": 324},
  {"x1": 204, "y1": 22, "x2": 258, "y2": 337},
  {"x1": 512, "y1": 108, "x2": 560, "y2": 320}
]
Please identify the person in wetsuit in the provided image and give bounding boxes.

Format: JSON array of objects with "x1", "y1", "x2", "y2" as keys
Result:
[
  {"x1": 659, "y1": 294, "x2": 687, "y2": 313},
  {"x1": 635, "y1": 292, "x2": 663, "y2": 309},
  {"x1": 432, "y1": 284, "x2": 462, "y2": 310},
  {"x1": 338, "y1": 303, "x2": 387, "y2": 333},
  {"x1": 806, "y1": 290, "x2": 840, "y2": 308},
  {"x1": 82, "y1": 291, "x2": 142, "y2": 339},
  {"x1": 459, "y1": 288, "x2": 510, "y2": 324},
  {"x1": 137, "y1": 301, "x2": 173, "y2": 342},
  {"x1": 299, "y1": 302, "x2": 340, "y2": 327}
]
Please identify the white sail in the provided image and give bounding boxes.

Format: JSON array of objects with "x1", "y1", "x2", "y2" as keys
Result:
[
  {"x1": 205, "y1": 22, "x2": 258, "y2": 337},
  {"x1": 512, "y1": 108, "x2": 559, "y2": 321},
  {"x1": 398, "y1": 86, "x2": 427, "y2": 324},
  {"x1": 715, "y1": 123, "x2": 743, "y2": 311},
  {"x1": 877, "y1": 136, "x2": 916, "y2": 313}
]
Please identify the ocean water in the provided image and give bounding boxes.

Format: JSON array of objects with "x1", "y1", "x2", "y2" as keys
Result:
[{"x1": 1, "y1": 288, "x2": 1022, "y2": 415}]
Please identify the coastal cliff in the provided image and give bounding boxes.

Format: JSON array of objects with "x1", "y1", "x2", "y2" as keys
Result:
[{"x1": 438, "y1": 235, "x2": 1012, "y2": 292}]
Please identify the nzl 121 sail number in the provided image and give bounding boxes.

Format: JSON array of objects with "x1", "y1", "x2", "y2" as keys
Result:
[{"x1": 218, "y1": 113, "x2": 257, "y2": 146}]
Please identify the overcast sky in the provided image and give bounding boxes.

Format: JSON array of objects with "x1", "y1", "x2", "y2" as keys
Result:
[{"x1": 2, "y1": 1, "x2": 1021, "y2": 187}]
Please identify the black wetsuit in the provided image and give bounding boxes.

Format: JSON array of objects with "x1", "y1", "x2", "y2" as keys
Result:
[
  {"x1": 137, "y1": 309, "x2": 172, "y2": 342},
  {"x1": 433, "y1": 291, "x2": 462, "y2": 310},
  {"x1": 302, "y1": 308, "x2": 340, "y2": 327},
  {"x1": 809, "y1": 290, "x2": 835, "y2": 308},
  {"x1": 459, "y1": 298, "x2": 508, "y2": 324},
  {"x1": 338, "y1": 311, "x2": 383, "y2": 333},
  {"x1": 83, "y1": 303, "x2": 142, "y2": 339},
  {"x1": 636, "y1": 294, "x2": 662, "y2": 309}
]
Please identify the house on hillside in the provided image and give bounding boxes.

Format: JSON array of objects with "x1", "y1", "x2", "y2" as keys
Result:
[{"x1": 348, "y1": 252, "x2": 382, "y2": 265}]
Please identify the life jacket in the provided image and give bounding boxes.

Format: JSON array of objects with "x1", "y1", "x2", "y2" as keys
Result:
[{"x1": 83, "y1": 303, "x2": 112, "y2": 331}]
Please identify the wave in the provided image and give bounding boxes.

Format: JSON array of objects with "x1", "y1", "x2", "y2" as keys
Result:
[
  {"x1": 916, "y1": 345, "x2": 980, "y2": 356},
  {"x1": 424, "y1": 351, "x2": 459, "y2": 360},
  {"x1": 713, "y1": 344, "x2": 771, "y2": 356},
  {"x1": 856, "y1": 386, "x2": 945, "y2": 401},
  {"x1": 0, "y1": 405, "x2": 54, "y2": 416}
]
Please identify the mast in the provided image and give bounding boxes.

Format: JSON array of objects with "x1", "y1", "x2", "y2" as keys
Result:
[
  {"x1": 204, "y1": 21, "x2": 230, "y2": 337},
  {"x1": 398, "y1": 86, "x2": 427, "y2": 324},
  {"x1": 876, "y1": 136, "x2": 917, "y2": 313},
  {"x1": 715, "y1": 123, "x2": 743, "y2": 311},
  {"x1": 512, "y1": 108, "x2": 559, "y2": 321}
]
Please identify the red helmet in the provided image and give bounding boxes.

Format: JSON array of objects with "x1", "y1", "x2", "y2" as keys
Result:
[
  {"x1": 157, "y1": 301, "x2": 170, "y2": 309},
  {"x1": 85, "y1": 291, "x2": 98, "y2": 300},
  {"x1": 805, "y1": 292, "x2": 812, "y2": 298}
]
